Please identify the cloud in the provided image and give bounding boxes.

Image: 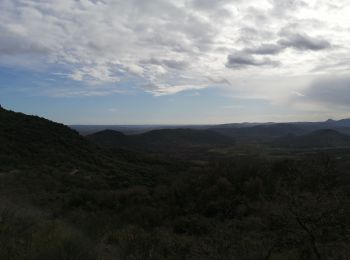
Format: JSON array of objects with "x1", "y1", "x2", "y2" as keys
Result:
[
  {"x1": 142, "y1": 58, "x2": 189, "y2": 70},
  {"x1": 243, "y1": 44, "x2": 284, "y2": 55},
  {"x1": 0, "y1": 0, "x2": 349, "y2": 98},
  {"x1": 226, "y1": 53, "x2": 280, "y2": 69},
  {"x1": 69, "y1": 65, "x2": 120, "y2": 84},
  {"x1": 278, "y1": 33, "x2": 331, "y2": 51},
  {"x1": 226, "y1": 31, "x2": 332, "y2": 70},
  {"x1": 189, "y1": 0, "x2": 232, "y2": 10},
  {"x1": 292, "y1": 91, "x2": 305, "y2": 97},
  {"x1": 302, "y1": 76, "x2": 350, "y2": 107},
  {"x1": 0, "y1": 20, "x2": 53, "y2": 59},
  {"x1": 188, "y1": 0, "x2": 235, "y2": 17},
  {"x1": 269, "y1": 0, "x2": 308, "y2": 16},
  {"x1": 207, "y1": 76, "x2": 231, "y2": 85},
  {"x1": 141, "y1": 82, "x2": 207, "y2": 96}
]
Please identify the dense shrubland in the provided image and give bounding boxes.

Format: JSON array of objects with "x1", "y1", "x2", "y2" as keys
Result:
[{"x1": 1, "y1": 154, "x2": 350, "y2": 259}]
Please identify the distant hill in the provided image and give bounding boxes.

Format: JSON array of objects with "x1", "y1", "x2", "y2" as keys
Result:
[
  {"x1": 71, "y1": 118, "x2": 350, "y2": 143},
  {"x1": 88, "y1": 128, "x2": 235, "y2": 151},
  {"x1": 86, "y1": 120, "x2": 350, "y2": 147},
  {"x1": 210, "y1": 119, "x2": 350, "y2": 143},
  {"x1": 273, "y1": 129, "x2": 350, "y2": 148},
  {"x1": 328, "y1": 118, "x2": 350, "y2": 127},
  {"x1": 138, "y1": 128, "x2": 234, "y2": 145},
  {"x1": 86, "y1": 129, "x2": 129, "y2": 147},
  {"x1": 71, "y1": 124, "x2": 210, "y2": 135},
  {"x1": 213, "y1": 118, "x2": 350, "y2": 129},
  {"x1": 211, "y1": 123, "x2": 307, "y2": 143}
]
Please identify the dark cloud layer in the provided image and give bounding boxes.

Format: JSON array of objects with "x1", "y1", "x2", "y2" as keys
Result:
[
  {"x1": 226, "y1": 53, "x2": 279, "y2": 68},
  {"x1": 303, "y1": 76, "x2": 350, "y2": 107},
  {"x1": 189, "y1": 0, "x2": 233, "y2": 11},
  {"x1": 269, "y1": 0, "x2": 308, "y2": 16},
  {"x1": 278, "y1": 33, "x2": 331, "y2": 51},
  {"x1": 143, "y1": 58, "x2": 189, "y2": 70},
  {"x1": 227, "y1": 32, "x2": 332, "y2": 69},
  {"x1": 243, "y1": 44, "x2": 284, "y2": 55}
]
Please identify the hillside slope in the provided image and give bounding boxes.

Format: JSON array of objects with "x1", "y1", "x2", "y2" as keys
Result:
[
  {"x1": 88, "y1": 128, "x2": 235, "y2": 152},
  {"x1": 212, "y1": 123, "x2": 307, "y2": 142},
  {"x1": 0, "y1": 106, "x2": 183, "y2": 259},
  {"x1": 273, "y1": 129, "x2": 350, "y2": 148},
  {"x1": 0, "y1": 106, "x2": 178, "y2": 188},
  {"x1": 0, "y1": 106, "x2": 105, "y2": 169}
]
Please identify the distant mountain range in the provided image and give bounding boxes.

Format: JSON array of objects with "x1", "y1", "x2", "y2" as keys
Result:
[
  {"x1": 211, "y1": 123, "x2": 306, "y2": 141},
  {"x1": 71, "y1": 124, "x2": 210, "y2": 135},
  {"x1": 72, "y1": 118, "x2": 350, "y2": 139},
  {"x1": 2, "y1": 104, "x2": 350, "y2": 152},
  {"x1": 71, "y1": 117, "x2": 350, "y2": 148},
  {"x1": 210, "y1": 120, "x2": 350, "y2": 143},
  {"x1": 87, "y1": 128, "x2": 235, "y2": 152},
  {"x1": 273, "y1": 129, "x2": 350, "y2": 148},
  {"x1": 212, "y1": 118, "x2": 350, "y2": 129}
]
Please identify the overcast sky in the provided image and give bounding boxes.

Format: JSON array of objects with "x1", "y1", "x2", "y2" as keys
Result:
[{"x1": 1, "y1": 0, "x2": 350, "y2": 124}]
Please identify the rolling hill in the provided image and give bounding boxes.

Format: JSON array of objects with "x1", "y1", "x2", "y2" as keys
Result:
[
  {"x1": 71, "y1": 118, "x2": 350, "y2": 145},
  {"x1": 211, "y1": 123, "x2": 307, "y2": 143},
  {"x1": 273, "y1": 129, "x2": 350, "y2": 148},
  {"x1": 88, "y1": 128, "x2": 235, "y2": 152},
  {"x1": 0, "y1": 106, "x2": 177, "y2": 187}
]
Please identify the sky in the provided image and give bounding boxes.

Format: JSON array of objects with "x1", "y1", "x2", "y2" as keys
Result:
[{"x1": 0, "y1": 0, "x2": 350, "y2": 124}]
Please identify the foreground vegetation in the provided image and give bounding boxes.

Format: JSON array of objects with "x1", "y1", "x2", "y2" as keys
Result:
[{"x1": 1, "y1": 106, "x2": 350, "y2": 259}]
